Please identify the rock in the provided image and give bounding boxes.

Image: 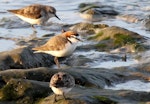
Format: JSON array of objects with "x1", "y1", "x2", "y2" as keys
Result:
[
  {"x1": 0, "y1": 17, "x2": 29, "y2": 29},
  {"x1": 116, "y1": 14, "x2": 140, "y2": 23},
  {"x1": 39, "y1": 86, "x2": 150, "y2": 104},
  {"x1": 88, "y1": 26, "x2": 147, "y2": 52},
  {"x1": 0, "y1": 66, "x2": 149, "y2": 103},
  {"x1": 0, "y1": 78, "x2": 51, "y2": 104},
  {"x1": 39, "y1": 87, "x2": 117, "y2": 104},
  {"x1": 70, "y1": 22, "x2": 108, "y2": 35},
  {"x1": 142, "y1": 15, "x2": 150, "y2": 31},
  {"x1": 78, "y1": 2, "x2": 119, "y2": 21},
  {"x1": 0, "y1": 47, "x2": 54, "y2": 70},
  {"x1": 64, "y1": 55, "x2": 92, "y2": 67}
]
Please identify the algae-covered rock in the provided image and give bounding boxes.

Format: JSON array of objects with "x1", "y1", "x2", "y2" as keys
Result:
[
  {"x1": 70, "y1": 22, "x2": 108, "y2": 35},
  {"x1": 88, "y1": 26, "x2": 147, "y2": 52},
  {"x1": 0, "y1": 78, "x2": 51, "y2": 104}
]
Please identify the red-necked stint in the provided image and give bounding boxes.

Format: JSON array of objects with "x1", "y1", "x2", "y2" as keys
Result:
[
  {"x1": 7, "y1": 4, "x2": 60, "y2": 32},
  {"x1": 50, "y1": 72, "x2": 75, "y2": 102},
  {"x1": 32, "y1": 31, "x2": 82, "y2": 68}
]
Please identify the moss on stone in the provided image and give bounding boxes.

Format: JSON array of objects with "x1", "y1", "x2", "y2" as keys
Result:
[
  {"x1": 135, "y1": 43, "x2": 146, "y2": 52},
  {"x1": 95, "y1": 43, "x2": 107, "y2": 50},
  {"x1": 93, "y1": 96, "x2": 117, "y2": 104},
  {"x1": 0, "y1": 83, "x2": 19, "y2": 101},
  {"x1": 88, "y1": 32, "x2": 103, "y2": 40},
  {"x1": 113, "y1": 33, "x2": 136, "y2": 46}
]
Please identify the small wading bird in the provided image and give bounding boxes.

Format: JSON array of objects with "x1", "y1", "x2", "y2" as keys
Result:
[
  {"x1": 50, "y1": 72, "x2": 75, "y2": 102},
  {"x1": 7, "y1": 4, "x2": 60, "y2": 32},
  {"x1": 32, "y1": 30, "x2": 82, "y2": 68}
]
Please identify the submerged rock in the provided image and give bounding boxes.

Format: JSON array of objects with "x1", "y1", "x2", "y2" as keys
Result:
[{"x1": 78, "y1": 2, "x2": 119, "y2": 21}]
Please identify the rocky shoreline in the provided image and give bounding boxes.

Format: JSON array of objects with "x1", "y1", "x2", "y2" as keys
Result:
[{"x1": 0, "y1": 1, "x2": 150, "y2": 104}]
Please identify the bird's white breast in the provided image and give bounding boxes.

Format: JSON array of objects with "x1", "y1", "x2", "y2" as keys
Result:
[
  {"x1": 16, "y1": 14, "x2": 42, "y2": 25},
  {"x1": 44, "y1": 42, "x2": 77, "y2": 57},
  {"x1": 51, "y1": 86, "x2": 72, "y2": 95}
]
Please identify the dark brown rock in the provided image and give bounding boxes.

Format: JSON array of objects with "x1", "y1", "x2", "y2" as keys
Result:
[{"x1": 0, "y1": 47, "x2": 54, "y2": 70}]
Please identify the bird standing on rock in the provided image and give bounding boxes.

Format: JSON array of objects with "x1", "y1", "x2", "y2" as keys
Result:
[
  {"x1": 50, "y1": 72, "x2": 75, "y2": 102},
  {"x1": 32, "y1": 30, "x2": 82, "y2": 68},
  {"x1": 7, "y1": 4, "x2": 60, "y2": 33}
]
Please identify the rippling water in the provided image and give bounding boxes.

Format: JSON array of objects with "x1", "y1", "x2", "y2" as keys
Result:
[
  {"x1": 105, "y1": 80, "x2": 150, "y2": 92},
  {"x1": 0, "y1": 0, "x2": 150, "y2": 37},
  {"x1": 0, "y1": 0, "x2": 149, "y2": 40}
]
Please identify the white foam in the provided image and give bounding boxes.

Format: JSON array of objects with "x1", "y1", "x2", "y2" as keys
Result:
[
  {"x1": 92, "y1": 60, "x2": 137, "y2": 69},
  {"x1": 105, "y1": 80, "x2": 150, "y2": 92}
]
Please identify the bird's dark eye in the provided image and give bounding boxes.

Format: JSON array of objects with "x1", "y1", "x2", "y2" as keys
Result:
[
  {"x1": 76, "y1": 34, "x2": 79, "y2": 36},
  {"x1": 63, "y1": 74, "x2": 67, "y2": 78},
  {"x1": 73, "y1": 33, "x2": 79, "y2": 36}
]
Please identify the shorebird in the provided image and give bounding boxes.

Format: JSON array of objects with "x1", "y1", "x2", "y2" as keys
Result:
[
  {"x1": 7, "y1": 4, "x2": 60, "y2": 32},
  {"x1": 32, "y1": 30, "x2": 81, "y2": 68},
  {"x1": 50, "y1": 72, "x2": 75, "y2": 102}
]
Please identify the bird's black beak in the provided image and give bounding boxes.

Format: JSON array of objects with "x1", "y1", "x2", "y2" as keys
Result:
[
  {"x1": 71, "y1": 36, "x2": 83, "y2": 42},
  {"x1": 55, "y1": 14, "x2": 61, "y2": 20},
  {"x1": 75, "y1": 37, "x2": 83, "y2": 42}
]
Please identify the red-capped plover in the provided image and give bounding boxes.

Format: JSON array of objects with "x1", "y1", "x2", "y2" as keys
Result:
[
  {"x1": 50, "y1": 72, "x2": 75, "y2": 102},
  {"x1": 7, "y1": 4, "x2": 60, "y2": 32},
  {"x1": 32, "y1": 30, "x2": 81, "y2": 68}
]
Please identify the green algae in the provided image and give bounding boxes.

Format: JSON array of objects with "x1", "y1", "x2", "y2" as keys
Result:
[{"x1": 93, "y1": 96, "x2": 117, "y2": 104}]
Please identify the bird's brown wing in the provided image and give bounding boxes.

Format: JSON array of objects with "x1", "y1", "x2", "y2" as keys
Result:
[
  {"x1": 8, "y1": 4, "x2": 43, "y2": 19},
  {"x1": 32, "y1": 35, "x2": 68, "y2": 52}
]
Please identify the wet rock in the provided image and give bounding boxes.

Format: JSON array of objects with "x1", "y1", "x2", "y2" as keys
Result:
[
  {"x1": 142, "y1": 15, "x2": 150, "y2": 31},
  {"x1": 88, "y1": 26, "x2": 148, "y2": 52},
  {"x1": 39, "y1": 88, "x2": 117, "y2": 104},
  {"x1": 0, "y1": 67, "x2": 125, "y2": 88},
  {"x1": 116, "y1": 14, "x2": 140, "y2": 23},
  {"x1": 0, "y1": 47, "x2": 54, "y2": 70},
  {"x1": 78, "y1": 2, "x2": 119, "y2": 21},
  {"x1": 64, "y1": 55, "x2": 92, "y2": 67},
  {"x1": 39, "y1": 87, "x2": 150, "y2": 104},
  {"x1": 70, "y1": 22, "x2": 108, "y2": 35},
  {"x1": 0, "y1": 17, "x2": 29, "y2": 29},
  {"x1": 0, "y1": 78, "x2": 51, "y2": 104},
  {"x1": 0, "y1": 67, "x2": 149, "y2": 103}
]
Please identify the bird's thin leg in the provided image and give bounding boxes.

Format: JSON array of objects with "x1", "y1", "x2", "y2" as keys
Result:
[
  {"x1": 54, "y1": 94, "x2": 57, "y2": 103},
  {"x1": 63, "y1": 92, "x2": 66, "y2": 100},
  {"x1": 54, "y1": 57, "x2": 60, "y2": 68},
  {"x1": 31, "y1": 24, "x2": 37, "y2": 33}
]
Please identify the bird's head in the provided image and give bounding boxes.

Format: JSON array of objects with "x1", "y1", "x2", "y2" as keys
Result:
[
  {"x1": 47, "y1": 6, "x2": 60, "y2": 20},
  {"x1": 64, "y1": 31, "x2": 82, "y2": 43}
]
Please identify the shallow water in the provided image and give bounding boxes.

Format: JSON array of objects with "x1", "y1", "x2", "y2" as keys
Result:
[
  {"x1": 105, "y1": 80, "x2": 150, "y2": 92},
  {"x1": 0, "y1": 39, "x2": 16, "y2": 52},
  {"x1": 91, "y1": 59, "x2": 137, "y2": 69},
  {"x1": 0, "y1": 0, "x2": 150, "y2": 49},
  {"x1": 74, "y1": 50, "x2": 138, "y2": 68}
]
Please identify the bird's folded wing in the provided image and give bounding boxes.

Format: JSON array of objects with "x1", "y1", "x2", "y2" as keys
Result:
[
  {"x1": 32, "y1": 36, "x2": 68, "y2": 51},
  {"x1": 8, "y1": 4, "x2": 43, "y2": 19}
]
